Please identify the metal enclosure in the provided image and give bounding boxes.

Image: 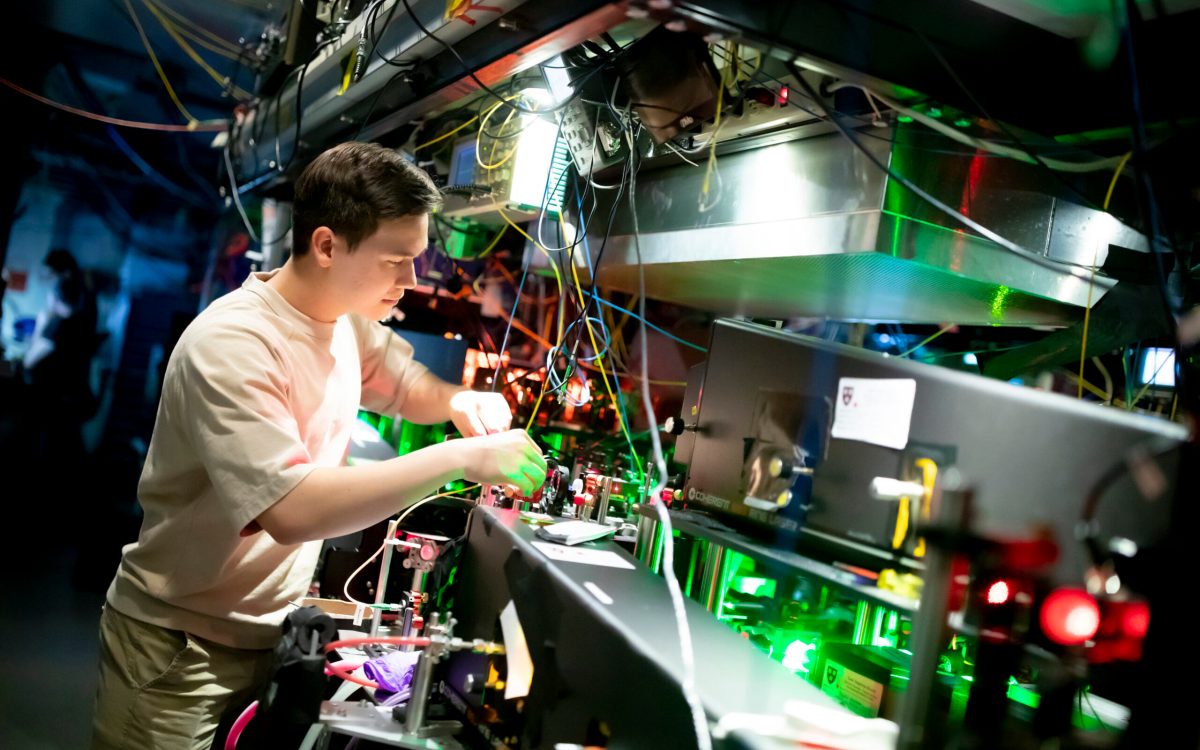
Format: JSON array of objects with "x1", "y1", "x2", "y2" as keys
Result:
[
  {"x1": 585, "y1": 129, "x2": 1146, "y2": 326},
  {"x1": 675, "y1": 319, "x2": 1184, "y2": 586}
]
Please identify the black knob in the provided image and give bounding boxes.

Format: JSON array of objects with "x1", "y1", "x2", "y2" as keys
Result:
[
  {"x1": 769, "y1": 456, "x2": 814, "y2": 479},
  {"x1": 768, "y1": 456, "x2": 792, "y2": 478},
  {"x1": 663, "y1": 416, "x2": 686, "y2": 435}
]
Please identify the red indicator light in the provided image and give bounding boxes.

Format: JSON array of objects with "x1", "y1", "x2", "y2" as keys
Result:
[
  {"x1": 1122, "y1": 601, "x2": 1151, "y2": 639},
  {"x1": 1041, "y1": 588, "x2": 1100, "y2": 645}
]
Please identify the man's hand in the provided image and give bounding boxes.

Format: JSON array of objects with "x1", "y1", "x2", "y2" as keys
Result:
[
  {"x1": 461, "y1": 429, "x2": 548, "y2": 495},
  {"x1": 449, "y1": 389, "x2": 513, "y2": 437}
]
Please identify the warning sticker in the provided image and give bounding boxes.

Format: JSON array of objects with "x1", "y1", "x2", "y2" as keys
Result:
[
  {"x1": 831, "y1": 378, "x2": 917, "y2": 450},
  {"x1": 820, "y1": 659, "x2": 886, "y2": 718}
]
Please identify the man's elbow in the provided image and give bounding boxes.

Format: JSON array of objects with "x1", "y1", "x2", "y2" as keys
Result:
[{"x1": 255, "y1": 493, "x2": 320, "y2": 546}]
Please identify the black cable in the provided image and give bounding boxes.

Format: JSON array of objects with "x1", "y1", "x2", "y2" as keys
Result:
[
  {"x1": 491, "y1": 260, "x2": 530, "y2": 394},
  {"x1": 366, "y1": 0, "x2": 411, "y2": 68},
  {"x1": 912, "y1": 29, "x2": 1105, "y2": 211},
  {"x1": 1120, "y1": 0, "x2": 1181, "y2": 322},
  {"x1": 352, "y1": 64, "x2": 417, "y2": 141},
  {"x1": 566, "y1": 128, "x2": 634, "y2": 357},
  {"x1": 398, "y1": 0, "x2": 593, "y2": 116},
  {"x1": 786, "y1": 64, "x2": 1100, "y2": 285},
  {"x1": 712, "y1": 46, "x2": 1106, "y2": 160}
]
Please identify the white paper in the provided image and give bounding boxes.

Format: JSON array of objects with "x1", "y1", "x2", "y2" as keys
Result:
[
  {"x1": 499, "y1": 601, "x2": 533, "y2": 699},
  {"x1": 532, "y1": 541, "x2": 636, "y2": 569},
  {"x1": 831, "y1": 378, "x2": 917, "y2": 450}
]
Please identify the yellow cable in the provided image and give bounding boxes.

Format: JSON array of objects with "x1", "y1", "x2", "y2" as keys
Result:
[
  {"x1": 567, "y1": 223, "x2": 644, "y2": 477},
  {"x1": 497, "y1": 207, "x2": 562, "y2": 430},
  {"x1": 476, "y1": 98, "x2": 521, "y2": 170},
  {"x1": 891, "y1": 496, "x2": 910, "y2": 550},
  {"x1": 1068, "y1": 372, "x2": 1110, "y2": 401},
  {"x1": 122, "y1": 0, "x2": 198, "y2": 126},
  {"x1": 497, "y1": 208, "x2": 564, "y2": 340},
  {"x1": 898, "y1": 324, "x2": 953, "y2": 357},
  {"x1": 699, "y1": 43, "x2": 731, "y2": 207},
  {"x1": 147, "y1": 0, "x2": 242, "y2": 54},
  {"x1": 414, "y1": 114, "x2": 480, "y2": 151},
  {"x1": 340, "y1": 49, "x2": 356, "y2": 95},
  {"x1": 911, "y1": 459, "x2": 938, "y2": 558},
  {"x1": 166, "y1": 19, "x2": 243, "y2": 61},
  {"x1": 1104, "y1": 152, "x2": 1133, "y2": 211},
  {"x1": 526, "y1": 378, "x2": 549, "y2": 427},
  {"x1": 477, "y1": 225, "x2": 507, "y2": 258},
  {"x1": 1077, "y1": 151, "x2": 1134, "y2": 399},
  {"x1": 140, "y1": 0, "x2": 251, "y2": 99}
]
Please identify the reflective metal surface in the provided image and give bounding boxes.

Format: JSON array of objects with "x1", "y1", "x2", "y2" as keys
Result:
[{"x1": 582, "y1": 130, "x2": 1144, "y2": 326}]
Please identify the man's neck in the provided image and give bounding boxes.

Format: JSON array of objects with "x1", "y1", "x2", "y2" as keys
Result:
[{"x1": 265, "y1": 261, "x2": 343, "y2": 323}]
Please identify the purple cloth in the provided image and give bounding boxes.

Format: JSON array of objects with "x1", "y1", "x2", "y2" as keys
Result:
[{"x1": 361, "y1": 650, "x2": 422, "y2": 706}]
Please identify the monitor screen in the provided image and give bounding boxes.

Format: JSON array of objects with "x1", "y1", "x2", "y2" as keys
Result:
[
  {"x1": 449, "y1": 138, "x2": 477, "y2": 187},
  {"x1": 1138, "y1": 347, "x2": 1176, "y2": 388}
]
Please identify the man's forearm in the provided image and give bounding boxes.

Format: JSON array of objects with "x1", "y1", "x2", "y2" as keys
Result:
[
  {"x1": 399, "y1": 372, "x2": 464, "y2": 424},
  {"x1": 256, "y1": 440, "x2": 466, "y2": 545}
]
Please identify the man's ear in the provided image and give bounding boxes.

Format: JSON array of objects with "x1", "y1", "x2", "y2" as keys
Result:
[{"x1": 310, "y1": 227, "x2": 337, "y2": 268}]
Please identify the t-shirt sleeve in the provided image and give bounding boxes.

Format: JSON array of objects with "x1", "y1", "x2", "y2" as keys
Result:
[
  {"x1": 350, "y1": 314, "x2": 430, "y2": 416},
  {"x1": 172, "y1": 325, "x2": 317, "y2": 531}
]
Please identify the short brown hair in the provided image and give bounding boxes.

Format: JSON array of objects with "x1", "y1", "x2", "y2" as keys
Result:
[{"x1": 292, "y1": 142, "x2": 441, "y2": 256}]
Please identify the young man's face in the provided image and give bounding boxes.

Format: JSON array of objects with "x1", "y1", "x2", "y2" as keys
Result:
[{"x1": 330, "y1": 214, "x2": 428, "y2": 320}]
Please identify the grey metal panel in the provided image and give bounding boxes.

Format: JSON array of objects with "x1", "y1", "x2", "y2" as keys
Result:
[
  {"x1": 681, "y1": 319, "x2": 1184, "y2": 587},
  {"x1": 607, "y1": 132, "x2": 890, "y2": 234},
  {"x1": 453, "y1": 506, "x2": 842, "y2": 750},
  {"x1": 597, "y1": 250, "x2": 1086, "y2": 327},
  {"x1": 584, "y1": 131, "x2": 1139, "y2": 325}
]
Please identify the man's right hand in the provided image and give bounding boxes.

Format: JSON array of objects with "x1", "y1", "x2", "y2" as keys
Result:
[{"x1": 461, "y1": 429, "x2": 548, "y2": 496}]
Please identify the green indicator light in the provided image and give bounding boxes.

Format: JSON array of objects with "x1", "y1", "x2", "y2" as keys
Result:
[
  {"x1": 898, "y1": 115, "x2": 914, "y2": 123},
  {"x1": 927, "y1": 107, "x2": 943, "y2": 119},
  {"x1": 954, "y1": 118, "x2": 971, "y2": 128}
]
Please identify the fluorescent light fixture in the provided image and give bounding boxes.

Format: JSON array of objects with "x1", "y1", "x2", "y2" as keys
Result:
[{"x1": 509, "y1": 115, "x2": 558, "y2": 209}]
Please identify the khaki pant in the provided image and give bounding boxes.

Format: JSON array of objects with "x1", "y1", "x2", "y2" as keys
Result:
[{"x1": 91, "y1": 606, "x2": 274, "y2": 750}]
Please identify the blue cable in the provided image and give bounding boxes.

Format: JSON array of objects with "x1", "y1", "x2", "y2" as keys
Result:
[
  {"x1": 578, "y1": 290, "x2": 708, "y2": 352},
  {"x1": 107, "y1": 126, "x2": 209, "y2": 208},
  {"x1": 491, "y1": 256, "x2": 530, "y2": 393}
]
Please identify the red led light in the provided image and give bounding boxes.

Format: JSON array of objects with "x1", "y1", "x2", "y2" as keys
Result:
[
  {"x1": 986, "y1": 580, "x2": 1011, "y2": 605},
  {"x1": 1041, "y1": 588, "x2": 1100, "y2": 645},
  {"x1": 778, "y1": 86, "x2": 789, "y2": 107},
  {"x1": 1122, "y1": 601, "x2": 1151, "y2": 639}
]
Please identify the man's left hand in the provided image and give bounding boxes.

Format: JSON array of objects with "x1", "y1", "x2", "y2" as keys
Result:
[{"x1": 449, "y1": 390, "x2": 514, "y2": 437}]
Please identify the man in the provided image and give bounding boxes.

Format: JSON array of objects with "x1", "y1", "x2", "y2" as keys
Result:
[
  {"x1": 92, "y1": 142, "x2": 547, "y2": 749},
  {"x1": 22, "y1": 249, "x2": 99, "y2": 500}
]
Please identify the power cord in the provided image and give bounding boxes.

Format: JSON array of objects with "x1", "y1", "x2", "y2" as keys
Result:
[{"x1": 625, "y1": 121, "x2": 713, "y2": 750}]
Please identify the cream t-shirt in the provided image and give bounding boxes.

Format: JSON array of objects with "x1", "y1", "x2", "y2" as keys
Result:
[{"x1": 107, "y1": 271, "x2": 429, "y2": 649}]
